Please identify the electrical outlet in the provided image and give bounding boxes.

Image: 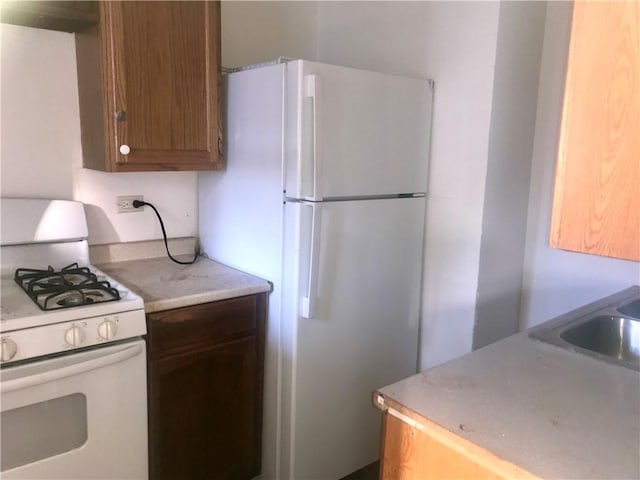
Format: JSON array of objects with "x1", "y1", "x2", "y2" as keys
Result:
[{"x1": 116, "y1": 195, "x2": 144, "y2": 213}]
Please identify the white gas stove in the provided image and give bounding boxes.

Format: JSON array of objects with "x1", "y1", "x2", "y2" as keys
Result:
[
  {"x1": 0, "y1": 198, "x2": 148, "y2": 479},
  {"x1": 0, "y1": 198, "x2": 146, "y2": 364}
]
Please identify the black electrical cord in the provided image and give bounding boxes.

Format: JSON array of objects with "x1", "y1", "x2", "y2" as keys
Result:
[{"x1": 132, "y1": 200, "x2": 198, "y2": 265}]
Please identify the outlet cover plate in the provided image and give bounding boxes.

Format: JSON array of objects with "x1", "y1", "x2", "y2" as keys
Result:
[{"x1": 116, "y1": 195, "x2": 144, "y2": 213}]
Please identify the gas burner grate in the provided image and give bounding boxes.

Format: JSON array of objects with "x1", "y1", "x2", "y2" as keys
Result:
[{"x1": 14, "y1": 263, "x2": 121, "y2": 311}]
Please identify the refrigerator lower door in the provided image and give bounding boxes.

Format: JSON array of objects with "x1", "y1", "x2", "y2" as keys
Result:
[{"x1": 281, "y1": 197, "x2": 425, "y2": 480}]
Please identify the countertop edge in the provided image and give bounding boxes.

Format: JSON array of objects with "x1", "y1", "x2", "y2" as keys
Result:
[{"x1": 143, "y1": 283, "x2": 272, "y2": 313}]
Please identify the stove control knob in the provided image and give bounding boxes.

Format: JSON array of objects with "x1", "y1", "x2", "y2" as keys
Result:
[
  {"x1": 98, "y1": 320, "x2": 117, "y2": 341},
  {"x1": 1, "y1": 337, "x2": 17, "y2": 362},
  {"x1": 64, "y1": 326, "x2": 86, "y2": 347}
]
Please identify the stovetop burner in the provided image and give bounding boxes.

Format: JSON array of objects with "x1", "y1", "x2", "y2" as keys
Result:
[{"x1": 14, "y1": 263, "x2": 121, "y2": 311}]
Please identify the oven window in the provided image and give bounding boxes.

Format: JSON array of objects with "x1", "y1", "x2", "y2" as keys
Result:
[{"x1": 1, "y1": 393, "x2": 88, "y2": 471}]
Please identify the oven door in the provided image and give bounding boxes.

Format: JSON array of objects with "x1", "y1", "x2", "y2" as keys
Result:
[{"x1": 0, "y1": 339, "x2": 148, "y2": 479}]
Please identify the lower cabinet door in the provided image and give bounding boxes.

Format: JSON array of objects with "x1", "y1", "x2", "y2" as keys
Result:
[{"x1": 148, "y1": 336, "x2": 261, "y2": 480}]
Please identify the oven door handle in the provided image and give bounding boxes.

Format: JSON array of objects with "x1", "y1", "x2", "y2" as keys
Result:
[{"x1": 1, "y1": 343, "x2": 144, "y2": 394}]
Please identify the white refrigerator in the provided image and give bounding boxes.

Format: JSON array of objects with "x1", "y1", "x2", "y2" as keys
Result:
[{"x1": 199, "y1": 59, "x2": 433, "y2": 480}]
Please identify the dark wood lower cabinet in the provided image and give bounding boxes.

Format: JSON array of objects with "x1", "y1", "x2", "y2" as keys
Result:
[{"x1": 146, "y1": 293, "x2": 267, "y2": 480}]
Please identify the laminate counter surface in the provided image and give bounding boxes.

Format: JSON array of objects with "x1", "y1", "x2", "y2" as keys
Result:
[
  {"x1": 376, "y1": 332, "x2": 640, "y2": 479},
  {"x1": 96, "y1": 255, "x2": 271, "y2": 313}
]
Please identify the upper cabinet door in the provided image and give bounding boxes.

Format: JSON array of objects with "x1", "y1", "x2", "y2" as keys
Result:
[
  {"x1": 77, "y1": 1, "x2": 222, "y2": 172},
  {"x1": 550, "y1": 1, "x2": 639, "y2": 261}
]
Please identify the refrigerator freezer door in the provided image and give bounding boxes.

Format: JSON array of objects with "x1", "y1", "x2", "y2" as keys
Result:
[
  {"x1": 281, "y1": 197, "x2": 425, "y2": 479},
  {"x1": 285, "y1": 60, "x2": 432, "y2": 200}
]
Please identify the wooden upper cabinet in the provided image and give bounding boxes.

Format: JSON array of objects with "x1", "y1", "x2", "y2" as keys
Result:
[
  {"x1": 76, "y1": 1, "x2": 223, "y2": 172},
  {"x1": 0, "y1": 1, "x2": 98, "y2": 32},
  {"x1": 550, "y1": 1, "x2": 639, "y2": 261}
]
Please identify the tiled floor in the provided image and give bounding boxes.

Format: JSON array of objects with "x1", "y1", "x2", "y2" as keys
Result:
[{"x1": 340, "y1": 461, "x2": 380, "y2": 480}]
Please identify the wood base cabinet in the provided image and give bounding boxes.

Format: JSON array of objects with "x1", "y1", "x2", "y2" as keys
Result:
[
  {"x1": 146, "y1": 294, "x2": 266, "y2": 480},
  {"x1": 379, "y1": 409, "x2": 537, "y2": 480}
]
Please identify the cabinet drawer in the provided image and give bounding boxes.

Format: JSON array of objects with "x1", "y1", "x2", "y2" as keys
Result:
[{"x1": 146, "y1": 295, "x2": 258, "y2": 356}]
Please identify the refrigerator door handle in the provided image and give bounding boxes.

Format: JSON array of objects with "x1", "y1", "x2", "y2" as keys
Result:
[
  {"x1": 301, "y1": 202, "x2": 322, "y2": 319},
  {"x1": 305, "y1": 74, "x2": 323, "y2": 201}
]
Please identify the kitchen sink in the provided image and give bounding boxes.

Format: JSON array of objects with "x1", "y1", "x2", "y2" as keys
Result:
[
  {"x1": 618, "y1": 298, "x2": 640, "y2": 319},
  {"x1": 560, "y1": 315, "x2": 639, "y2": 365},
  {"x1": 530, "y1": 286, "x2": 640, "y2": 371}
]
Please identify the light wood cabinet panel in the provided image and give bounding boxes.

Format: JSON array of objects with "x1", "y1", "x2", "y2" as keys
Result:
[
  {"x1": 379, "y1": 409, "x2": 538, "y2": 480},
  {"x1": 550, "y1": 1, "x2": 639, "y2": 261},
  {"x1": 76, "y1": 1, "x2": 222, "y2": 172}
]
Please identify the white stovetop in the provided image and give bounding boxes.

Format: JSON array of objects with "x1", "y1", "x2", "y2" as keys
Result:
[{"x1": 0, "y1": 266, "x2": 144, "y2": 333}]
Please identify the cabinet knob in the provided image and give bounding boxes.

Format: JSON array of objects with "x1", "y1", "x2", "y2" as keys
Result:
[
  {"x1": 119, "y1": 144, "x2": 131, "y2": 155},
  {"x1": 116, "y1": 110, "x2": 127, "y2": 122}
]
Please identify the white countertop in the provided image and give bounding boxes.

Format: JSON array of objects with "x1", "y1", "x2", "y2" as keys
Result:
[
  {"x1": 96, "y1": 255, "x2": 271, "y2": 313},
  {"x1": 377, "y1": 331, "x2": 640, "y2": 479}
]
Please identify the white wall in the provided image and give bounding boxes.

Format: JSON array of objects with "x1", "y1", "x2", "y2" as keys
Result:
[
  {"x1": 315, "y1": 1, "x2": 500, "y2": 369},
  {"x1": 520, "y1": 2, "x2": 640, "y2": 329},
  {"x1": 0, "y1": 24, "x2": 198, "y2": 245},
  {"x1": 473, "y1": 2, "x2": 547, "y2": 349},
  {"x1": 75, "y1": 169, "x2": 197, "y2": 244},
  {"x1": 221, "y1": 1, "x2": 319, "y2": 67}
]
